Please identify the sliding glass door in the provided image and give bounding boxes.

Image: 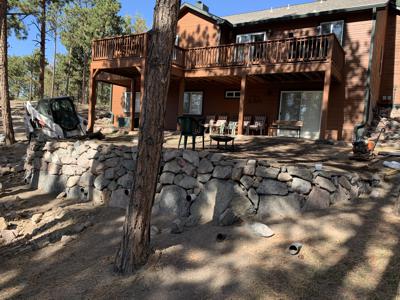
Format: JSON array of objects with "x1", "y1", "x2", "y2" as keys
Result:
[{"x1": 279, "y1": 91, "x2": 323, "y2": 139}]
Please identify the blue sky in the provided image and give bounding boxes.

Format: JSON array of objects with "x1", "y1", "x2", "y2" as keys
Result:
[{"x1": 9, "y1": 0, "x2": 310, "y2": 60}]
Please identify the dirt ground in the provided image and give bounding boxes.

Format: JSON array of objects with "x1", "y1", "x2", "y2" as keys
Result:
[{"x1": 1, "y1": 100, "x2": 400, "y2": 299}]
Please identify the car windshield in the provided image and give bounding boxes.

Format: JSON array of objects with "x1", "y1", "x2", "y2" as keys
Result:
[{"x1": 50, "y1": 98, "x2": 80, "y2": 131}]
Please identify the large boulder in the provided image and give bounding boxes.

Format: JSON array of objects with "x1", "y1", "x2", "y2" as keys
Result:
[
  {"x1": 287, "y1": 166, "x2": 313, "y2": 181},
  {"x1": 183, "y1": 150, "x2": 200, "y2": 167},
  {"x1": 258, "y1": 193, "x2": 302, "y2": 219},
  {"x1": 256, "y1": 179, "x2": 288, "y2": 196},
  {"x1": 174, "y1": 174, "x2": 198, "y2": 189},
  {"x1": 291, "y1": 177, "x2": 312, "y2": 194},
  {"x1": 255, "y1": 166, "x2": 280, "y2": 179},
  {"x1": 109, "y1": 188, "x2": 130, "y2": 209},
  {"x1": 314, "y1": 176, "x2": 336, "y2": 193},
  {"x1": 303, "y1": 186, "x2": 330, "y2": 211},
  {"x1": 158, "y1": 185, "x2": 188, "y2": 219},
  {"x1": 198, "y1": 158, "x2": 214, "y2": 174},
  {"x1": 190, "y1": 179, "x2": 234, "y2": 224},
  {"x1": 213, "y1": 166, "x2": 232, "y2": 179}
]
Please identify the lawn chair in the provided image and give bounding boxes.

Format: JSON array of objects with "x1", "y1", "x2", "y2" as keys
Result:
[
  {"x1": 249, "y1": 115, "x2": 266, "y2": 135},
  {"x1": 227, "y1": 115, "x2": 238, "y2": 136},
  {"x1": 211, "y1": 115, "x2": 228, "y2": 134},
  {"x1": 243, "y1": 115, "x2": 252, "y2": 135},
  {"x1": 203, "y1": 115, "x2": 216, "y2": 133},
  {"x1": 177, "y1": 116, "x2": 205, "y2": 150}
]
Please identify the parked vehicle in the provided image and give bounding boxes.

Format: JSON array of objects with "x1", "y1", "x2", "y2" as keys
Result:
[{"x1": 24, "y1": 97, "x2": 88, "y2": 140}]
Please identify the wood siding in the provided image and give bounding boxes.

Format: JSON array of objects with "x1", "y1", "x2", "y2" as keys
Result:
[
  {"x1": 177, "y1": 11, "x2": 220, "y2": 48},
  {"x1": 380, "y1": 10, "x2": 400, "y2": 105}
]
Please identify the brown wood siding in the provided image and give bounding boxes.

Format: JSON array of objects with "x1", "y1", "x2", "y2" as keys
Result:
[
  {"x1": 177, "y1": 11, "x2": 220, "y2": 48},
  {"x1": 380, "y1": 10, "x2": 400, "y2": 105},
  {"x1": 370, "y1": 8, "x2": 388, "y2": 108}
]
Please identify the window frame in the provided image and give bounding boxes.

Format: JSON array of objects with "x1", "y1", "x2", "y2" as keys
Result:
[
  {"x1": 183, "y1": 91, "x2": 203, "y2": 116},
  {"x1": 319, "y1": 20, "x2": 344, "y2": 45},
  {"x1": 225, "y1": 90, "x2": 241, "y2": 99}
]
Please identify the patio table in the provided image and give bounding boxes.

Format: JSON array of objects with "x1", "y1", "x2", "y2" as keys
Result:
[{"x1": 210, "y1": 134, "x2": 235, "y2": 151}]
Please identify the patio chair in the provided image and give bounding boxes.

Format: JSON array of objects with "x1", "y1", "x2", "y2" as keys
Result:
[
  {"x1": 243, "y1": 115, "x2": 252, "y2": 135},
  {"x1": 177, "y1": 116, "x2": 205, "y2": 150},
  {"x1": 249, "y1": 115, "x2": 267, "y2": 135},
  {"x1": 202, "y1": 115, "x2": 216, "y2": 133},
  {"x1": 227, "y1": 115, "x2": 238, "y2": 136},
  {"x1": 210, "y1": 115, "x2": 228, "y2": 134}
]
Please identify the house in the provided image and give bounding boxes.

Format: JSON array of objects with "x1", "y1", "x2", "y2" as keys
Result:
[{"x1": 89, "y1": 0, "x2": 400, "y2": 141}]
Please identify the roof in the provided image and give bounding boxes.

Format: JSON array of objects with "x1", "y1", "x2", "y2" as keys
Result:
[
  {"x1": 223, "y1": 0, "x2": 389, "y2": 26},
  {"x1": 180, "y1": 3, "x2": 232, "y2": 26}
]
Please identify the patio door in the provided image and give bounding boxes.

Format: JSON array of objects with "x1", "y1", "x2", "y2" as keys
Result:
[{"x1": 279, "y1": 91, "x2": 323, "y2": 139}]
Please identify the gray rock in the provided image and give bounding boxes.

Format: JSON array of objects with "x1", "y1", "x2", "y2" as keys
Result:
[
  {"x1": 94, "y1": 174, "x2": 110, "y2": 190},
  {"x1": 104, "y1": 168, "x2": 115, "y2": 180},
  {"x1": 160, "y1": 172, "x2": 175, "y2": 185},
  {"x1": 117, "y1": 174, "x2": 133, "y2": 189},
  {"x1": 183, "y1": 150, "x2": 199, "y2": 167},
  {"x1": 105, "y1": 157, "x2": 120, "y2": 168},
  {"x1": 219, "y1": 208, "x2": 239, "y2": 226},
  {"x1": 79, "y1": 171, "x2": 94, "y2": 187},
  {"x1": 1, "y1": 229, "x2": 18, "y2": 244},
  {"x1": 255, "y1": 166, "x2": 280, "y2": 179},
  {"x1": 109, "y1": 189, "x2": 130, "y2": 209},
  {"x1": 38, "y1": 172, "x2": 67, "y2": 194},
  {"x1": 330, "y1": 184, "x2": 350, "y2": 205},
  {"x1": 198, "y1": 158, "x2": 214, "y2": 174},
  {"x1": 247, "y1": 188, "x2": 259, "y2": 206},
  {"x1": 245, "y1": 222, "x2": 274, "y2": 237},
  {"x1": 107, "y1": 181, "x2": 118, "y2": 191},
  {"x1": 122, "y1": 159, "x2": 135, "y2": 170},
  {"x1": 191, "y1": 179, "x2": 234, "y2": 224},
  {"x1": 174, "y1": 174, "x2": 198, "y2": 189},
  {"x1": 62, "y1": 165, "x2": 76, "y2": 176},
  {"x1": 0, "y1": 217, "x2": 8, "y2": 231},
  {"x1": 163, "y1": 149, "x2": 181, "y2": 162},
  {"x1": 199, "y1": 150, "x2": 210, "y2": 158},
  {"x1": 213, "y1": 166, "x2": 232, "y2": 179},
  {"x1": 314, "y1": 176, "x2": 336, "y2": 193},
  {"x1": 287, "y1": 166, "x2": 313, "y2": 181},
  {"x1": 181, "y1": 162, "x2": 197, "y2": 177},
  {"x1": 278, "y1": 172, "x2": 293, "y2": 182},
  {"x1": 91, "y1": 189, "x2": 110, "y2": 206},
  {"x1": 163, "y1": 160, "x2": 181, "y2": 174},
  {"x1": 230, "y1": 191, "x2": 254, "y2": 218},
  {"x1": 303, "y1": 187, "x2": 330, "y2": 211},
  {"x1": 231, "y1": 167, "x2": 243, "y2": 181},
  {"x1": 198, "y1": 173, "x2": 212, "y2": 183},
  {"x1": 47, "y1": 163, "x2": 61, "y2": 175},
  {"x1": 338, "y1": 176, "x2": 352, "y2": 190},
  {"x1": 240, "y1": 175, "x2": 254, "y2": 190},
  {"x1": 56, "y1": 191, "x2": 67, "y2": 199},
  {"x1": 258, "y1": 193, "x2": 302, "y2": 218},
  {"x1": 67, "y1": 176, "x2": 80, "y2": 188},
  {"x1": 210, "y1": 153, "x2": 223, "y2": 162},
  {"x1": 243, "y1": 161, "x2": 256, "y2": 176},
  {"x1": 150, "y1": 225, "x2": 161, "y2": 237},
  {"x1": 159, "y1": 185, "x2": 188, "y2": 219},
  {"x1": 291, "y1": 177, "x2": 312, "y2": 194},
  {"x1": 170, "y1": 219, "x2": 184, "y2": 234},
  {"x1": 257, "y1": 179, "x2": 289, "y2": 196},
  {"x1": 77, "y1": 153, "x2": 92, "y2": 169}
]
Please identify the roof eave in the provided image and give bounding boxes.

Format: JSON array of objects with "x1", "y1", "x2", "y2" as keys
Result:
[
  {"x1": 229, "y1": 2, "x2": 389, "y2": 28},
  {"x1": 180, "y1": 3, "x2": 233, "y2": 27}
]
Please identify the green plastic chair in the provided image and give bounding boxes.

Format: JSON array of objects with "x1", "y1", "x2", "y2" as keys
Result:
[{"x1": 177, "y1": 116, "x2": 205, "y2": 150}]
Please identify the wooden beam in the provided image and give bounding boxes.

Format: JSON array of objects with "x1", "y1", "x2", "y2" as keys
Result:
[
  {"x1": 130, "y1": 78, "x2": 135, "y2": 131},
  {"x1": 87, "y1": 68, "x2": 98, "y2": 133},
  {"x1": 238, "y1": 74, "x2": 247, "y2": 135},
  {"x1": 319, "y1": 66, "x2": 332, "y2": 140},
  {"x1": 177, "y1": 77, "x2": 185, "y2": 117}
]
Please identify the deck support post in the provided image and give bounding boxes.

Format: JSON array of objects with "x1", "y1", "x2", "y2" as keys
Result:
[
  {"x1": 177, "y1": 77, "x2": 185, "y2": 117},
  {"x1": 319, "y1": 66, "x2": 332, "y2": 140},
  {"x1": 130, "y1": 78, "x2": 136, "y2": 131},
  {"x1": 87, "y1": 68, "x2": 98, "y2": 133},
  {"x1": 238, "y1": 74, "x2": 247, "y2": 135}
]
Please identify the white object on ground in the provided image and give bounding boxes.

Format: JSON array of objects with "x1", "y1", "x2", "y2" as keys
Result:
[
  {"x1": 383, "y1": 161, "x2": 400, "y2": 170},
  {"x1": 315, "y1": 163, "x2": 323, "y2": 171}
]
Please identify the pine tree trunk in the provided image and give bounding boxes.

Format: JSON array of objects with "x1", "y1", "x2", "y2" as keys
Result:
[
  {"x1": 65, "y1": 48, "x2": 72, "y2": 95},
  {"x1": 81, "y1": 52, "x2": 87, "y2": 104},
  {"x1": 114, "y1": 0, "x2": 181, "y2": 274},
  {"x1": 51, "y1": 29, "x2": 57, "y2": 98},
  {"x1": 0, "y1": 0, "x2": 15, "y2": 145},
  {"x1": 39, "y1": 0, "x2": 46, "y2": 99}
]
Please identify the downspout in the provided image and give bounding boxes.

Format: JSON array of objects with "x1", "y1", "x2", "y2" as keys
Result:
[{"x1": 354, "y1": 7, "x2": 377, "y2": 141}]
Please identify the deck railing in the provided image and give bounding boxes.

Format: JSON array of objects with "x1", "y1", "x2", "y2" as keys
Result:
[
  {"x1": 92, "y1": 33, "x2": 343, "y2": 71},
  {"x1": 92, "y1": 33, "x2": 147, "y2": 60}
]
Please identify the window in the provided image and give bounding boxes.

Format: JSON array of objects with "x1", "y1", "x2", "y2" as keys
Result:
[
  {"x1": 225, "y1": 91, "x2": 240, "y2": 99},
  {"x1": 123, "y1": 92, "x2": 141, "y2": 114},
  {"x1": 319, "y1": 20, "x2": 344, "y2": 45},
  {"x1": 183, "y1": 92, "x2": 203, "y2": 115},
  {"x1": 236, "y1": 32, "x2": 267, "y2": 43}
]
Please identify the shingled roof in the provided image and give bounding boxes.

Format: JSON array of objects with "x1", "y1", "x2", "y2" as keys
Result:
[{"x1": 223, "y1": 0, "x2": 389, "y2": 26}]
